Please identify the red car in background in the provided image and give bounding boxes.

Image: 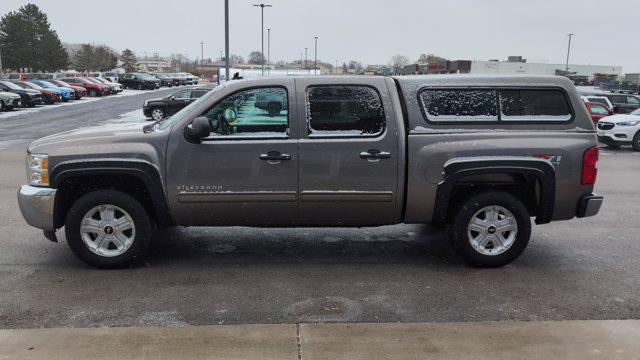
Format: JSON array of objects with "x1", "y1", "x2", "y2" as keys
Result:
[
  {"x1": 60, "y1": 77, "x2": 106, "y2": 97},
  {"x1": 585, "y1": 102, "x2": 614, "y2": 125},
  {"x1": 49, "y1": 79, "x2": 86, "y2": 100},
  {"x1": 84, "y1": 77, "x2": 116, "y2": 95},
  {"x1": 11, "y1": 80, "x2": 61, "y2": 104}
]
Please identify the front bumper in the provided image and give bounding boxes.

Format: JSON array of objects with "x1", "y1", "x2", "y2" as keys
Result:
[
  {"x1": 576, "y1": 193, "x2": 604, "y2": 218},
  {"x1": 597, "y1": 125, "x2": 638, "y2": 145},
  {"x1": 17, "y1": 185, "x2": 57, "y2": 231}
]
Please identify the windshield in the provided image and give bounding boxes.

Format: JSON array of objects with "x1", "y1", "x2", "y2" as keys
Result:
[
  {"x1": 139, "y1": 74, "x2": 156, "y2": 80},
  {"x1": 38, "y1": 81, "x2": 55, "y2": 88},
  {"x1": 55, "y1": 80, "x2": 71, "y2": 87},
  {"x1": 154, "y1": 84, "x2": 224, "y2": 131},
  {"x1": 0, "y1": 81, "x2": 24, "y2": 90},
  {"x1": 25, "y1": 82, "x2": 43, "y2": 89}
]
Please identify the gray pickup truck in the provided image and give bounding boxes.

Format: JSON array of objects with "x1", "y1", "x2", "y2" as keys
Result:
[{"x1": 18, "y1": 75, "x2": 603, "y2": 269}]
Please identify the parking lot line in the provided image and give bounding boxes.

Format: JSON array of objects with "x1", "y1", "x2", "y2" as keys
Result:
[{"x1": 0, "y1": 320, "x2": 638, "y2": 360}]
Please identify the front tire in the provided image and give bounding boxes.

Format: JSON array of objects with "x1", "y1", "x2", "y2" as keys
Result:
[
  {"x1": 449, "y1": 191, "x2": 531, "y2": 268},
  {"x1": 137, "y1": 83, "x2": 143, "y2": 90},
  {"x1": 88, "y1": 89, "x2": 98, "y2": 97},
  {"x1": 632, "y1": 131, "x2": 640, "y2": 151},
  {"x1": 65, "y1": 190, "x2": 152, "y2": 269},
  {"x1": 150, "y1": 108, "x2": 165, "y2": 121}
]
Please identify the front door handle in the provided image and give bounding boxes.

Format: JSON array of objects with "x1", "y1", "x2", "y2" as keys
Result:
[
  {"x1": 360, "y1": 150, "x2": 391, "y2": 161},
  {"x1": 260, "y1": 151, "x2": 291, "y2": 162}
]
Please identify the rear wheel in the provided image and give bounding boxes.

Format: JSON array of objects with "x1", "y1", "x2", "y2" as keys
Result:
[
  {"x1": 65, "y1": 190, "x2": 152, "y2": 269},
  {"x1": 137, "y1": 83, "x2": 144, "y2": 90},
  {"x1": 632, "y1": 131, "x2": 640, "y2": 151},
  {"x1": 448, "y1": 191, "x2": 531, "y2": 268},
  {"x1": 88, "y1": 88, "x2": 98, "y2": 97}
]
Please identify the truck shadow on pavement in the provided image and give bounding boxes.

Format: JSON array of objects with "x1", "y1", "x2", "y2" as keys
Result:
[{"x1": 143, "y1": 224, "x2": 463, "y2": 267}]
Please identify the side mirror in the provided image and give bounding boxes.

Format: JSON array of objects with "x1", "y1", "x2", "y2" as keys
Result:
[{"x1": 185, "y1": 116, "x2": 211, "y2": 143}]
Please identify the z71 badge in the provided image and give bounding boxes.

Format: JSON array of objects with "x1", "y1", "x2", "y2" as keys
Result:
[{"x1": 533, "y1": 154, "x2": 562, "y2": 166}]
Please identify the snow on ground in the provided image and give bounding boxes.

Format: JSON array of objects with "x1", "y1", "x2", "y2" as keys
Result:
[
  {"x1": 0, "y1": 86, "x2": 181, "y2": 120},
  {"x1": 106, "y1": 109, "x2": 149, "y2": 124}
]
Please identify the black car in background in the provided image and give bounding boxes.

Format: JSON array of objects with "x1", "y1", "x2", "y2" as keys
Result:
[
  {"x1": 151, "y1": 73, "x2": 176, "y2": 87},
  {"x1": 601, "y1": 94, "x2": 640, "y2": 114},
  {"x1": 0, "y1": 80, "x2": 45, "y2": 107},
  {"x1": 118, "y1": 73, "x2": 161, "y2": 90},
  {"x1": 143, "y1": 86, "x2": 212, "y2": 121}
]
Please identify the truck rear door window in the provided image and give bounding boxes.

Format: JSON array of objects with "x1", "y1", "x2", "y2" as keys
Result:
[
  {"x1": 419, "y1": 89, "x2": 498, "y2": 122},
  {"x1": 306, "y1": 85, "x2": 385, "y2": 137},
  {"x1": 500, "y1": 89, "x2": 572, "y2": 121}
]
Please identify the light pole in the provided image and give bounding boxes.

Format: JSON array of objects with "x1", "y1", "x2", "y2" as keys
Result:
[
  {"x1": 305, "y1": 47, "x2": 308, "y2": 73},
  {"x1": 253, "y1": 3, "x2": 272, "y2": 76},
  {"x1": 314, "y1": 36, "x2": 318, "y2": 75},
  {"x1": 225, "y1": 0, "x2": 230, "y2": 82},
  {"x1": 201, "y1": 42, "x2": 204, "y2": 75},
  {"x1": 267, "y1": 28, "x2": 271, "y2": 75},
  {"x1": 565, "y1": 33, "x2": 574, "y2": 72},
  {"x1": 0, "y1": 45, "x2": 3, "y2": 75}
]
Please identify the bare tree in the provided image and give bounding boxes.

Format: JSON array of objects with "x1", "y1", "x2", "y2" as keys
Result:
[{"x1": 390, "y1": 54, "x2": 410, "y2": 67}]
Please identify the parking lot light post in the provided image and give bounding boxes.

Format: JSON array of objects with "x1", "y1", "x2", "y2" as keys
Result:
[
  {"x1": 267, "y1": 28, "x2": 271, "y2": 76},
  {"x1": 305, "y1": 48, "x2": 308, "y2": 73},
  {"x1": 253, "y1": 3, "x2": 272, "y2": 76},
  {"x1": 314, "y1": 36, "x2": 318, "y2": 75},
  {"x1": 565, "y1": 33, "x2": 574, "y2": 72},
  {"x1": 225, "y1": 0, "x2": 230, "y2": 82},
  {"x1": 201, "y1": 42, "x2": 204, "y2": 76}
]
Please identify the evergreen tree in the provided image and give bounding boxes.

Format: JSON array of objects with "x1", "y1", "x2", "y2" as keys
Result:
[
  {"x1": 73, "y1": 43, "x2": 95, "y2": 71},
  {"x1": 94, "y1": 46, "x2": 118, "y2": 71},
  {"x1": 0, "y1": 4, "x2": 69, "y2": 72},
  {"x1": 120, "y1": 49, "x2": 137, "y2": 72}
]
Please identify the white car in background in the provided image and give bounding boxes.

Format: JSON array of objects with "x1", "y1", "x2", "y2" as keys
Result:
[{"x1": 596, "y1": 108, "x2": 640, "y2": 150}]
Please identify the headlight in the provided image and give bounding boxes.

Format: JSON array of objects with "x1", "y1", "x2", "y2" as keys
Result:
[
  {"x1": 26, "y1": 153, "x2": 49, "y2": 186},
  {"x1": 617, "y1": 121, "x2": 639, "y2": 127}
]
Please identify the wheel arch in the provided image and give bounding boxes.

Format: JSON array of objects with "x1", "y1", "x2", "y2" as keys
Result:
[
  {"x1": 50, "y1": 159, "x2": 174, "y2": 229},
  {"x1": 433, "y1": 157, "x2": 556, "y2": 225}
]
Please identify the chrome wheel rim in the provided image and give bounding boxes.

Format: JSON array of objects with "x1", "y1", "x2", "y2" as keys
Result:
[
  {"x1": 80, "y1": 205, "x2": 136, "y2": 257},
  {"x1": 151, "y1": 109, "x2": 164, "y2": 121},
  {"x1": 467, "y1": 206, "x2": 517, "y2": 256}
]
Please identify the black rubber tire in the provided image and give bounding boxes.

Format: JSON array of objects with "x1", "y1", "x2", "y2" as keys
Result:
[
  {"x1": 448, "y1": 191, "x2": 531, "y2": 268},
  {"x1": 150, "y1": 108, "x2": 165, "y2": 121},
  {"x1": 632, "y1": 131, "x2": 640, "y2": 151},
  {"x1": 65, "y1": 190, "x2": 152, "y2": 269},
  {"x1": 88, "y1": 89, "x2": 98, "y2": 97},
  {"x1": 137, "y1": 83, "x2": 143, "y2": 90}
]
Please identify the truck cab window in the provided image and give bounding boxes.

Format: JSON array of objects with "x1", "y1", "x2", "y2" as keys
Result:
[
  {"x1": 306, "y1": 85, "x2": 385, "y2": 137},
  {"x1": 199, "y1": 87, "x2": 288, "y2": 138}
]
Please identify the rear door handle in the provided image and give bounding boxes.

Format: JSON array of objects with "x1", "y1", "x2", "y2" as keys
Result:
[
  {"x1": 360, "y1": 150, "x2": 391, "y2": 160},
  {"x1": 260, "y1": 151, "x2": 291, "y2": 162}
]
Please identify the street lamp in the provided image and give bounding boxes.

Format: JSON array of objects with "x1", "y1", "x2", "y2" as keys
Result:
[
  {"x1": 267, "y1": 28, "x2": 271, "y2": 76},
  {"x1": 565, "y1": 33, "x2": 574, "y2": 72},
  {"x1": 305, "y1": 47, "x2": 308, "y2": 73},
  {"x1": 314, "y1": 36, "x2": 318, "y2": 75},
  {"x1": 201, "y1": 42, "x2": 204, "y2": 75},
  {"x1": 224, "y1": 0, "x2": 230, "y2": 82},
  {"x1": 253, "y1": 3, "x2": 272, "y2": 76}
]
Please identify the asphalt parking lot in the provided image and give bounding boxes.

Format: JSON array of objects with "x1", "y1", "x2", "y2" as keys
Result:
[{"x1": 0, "y1": 92, "x2": 639, "y2": 328}]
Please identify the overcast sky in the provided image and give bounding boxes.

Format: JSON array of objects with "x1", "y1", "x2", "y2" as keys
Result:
[{"x1": 2, "y1": 0, "x2": 639, "y2": 72}]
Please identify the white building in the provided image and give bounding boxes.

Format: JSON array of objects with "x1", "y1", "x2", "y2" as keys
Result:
[{"x1": 470, "y1": 60, "x2": 622, "y2": 80}]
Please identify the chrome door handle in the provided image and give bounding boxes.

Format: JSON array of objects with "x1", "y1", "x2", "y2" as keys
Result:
[
  {"x1": 260, "y1": 152, "x2": 291, "y2": 162},
  {"x1": 360, "y1": 150, "x2": 391, "y2": 160}
]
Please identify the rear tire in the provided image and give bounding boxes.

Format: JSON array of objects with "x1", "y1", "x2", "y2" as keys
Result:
[
  {"x1": 137, "y1": 83, "x2": 143, "y2": 90},
  {"x1": 65, "y1": 190, "x2": 152, "y2": 269},
  {"x1": 150, "y1": 108, "x2": 165, "y2": 121},
  {"x1": 632, "y1": 131, "x2": 640, "y2": 151},
  {"x1": 88, "y1": 89, "x2": 98, "y2": 97},
  {"x1": 448, "y1": 191, "x2": 531, "y2": 268}
]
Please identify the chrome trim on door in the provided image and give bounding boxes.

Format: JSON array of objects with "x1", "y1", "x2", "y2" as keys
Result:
[
  {"x1": 179, "y1": 191, "x2": 297, "y2": 203},
  {"x1": 300, "y1": 191, "x2": 394, "y2": 202}
]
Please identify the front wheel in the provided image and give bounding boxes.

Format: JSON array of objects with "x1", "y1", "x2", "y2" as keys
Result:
[
  {"x1": 632, "y1": 131, "x2": 640, "y2": 151},
  {"x1": 137, "y1": 83, "x2": 143, "y2": 90},
  {"x1": 150, "y1": 108, "x2": 165, "y2": 121},
  {"x1": 448, "y1": 191, "x2": 531, "y2": 268},
  {"x1": 65, "y1": 190, "x2": 152, "y2": 269},
  {"x1": 88, "y1": 89, "x2": 98, "y2": 97}
]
